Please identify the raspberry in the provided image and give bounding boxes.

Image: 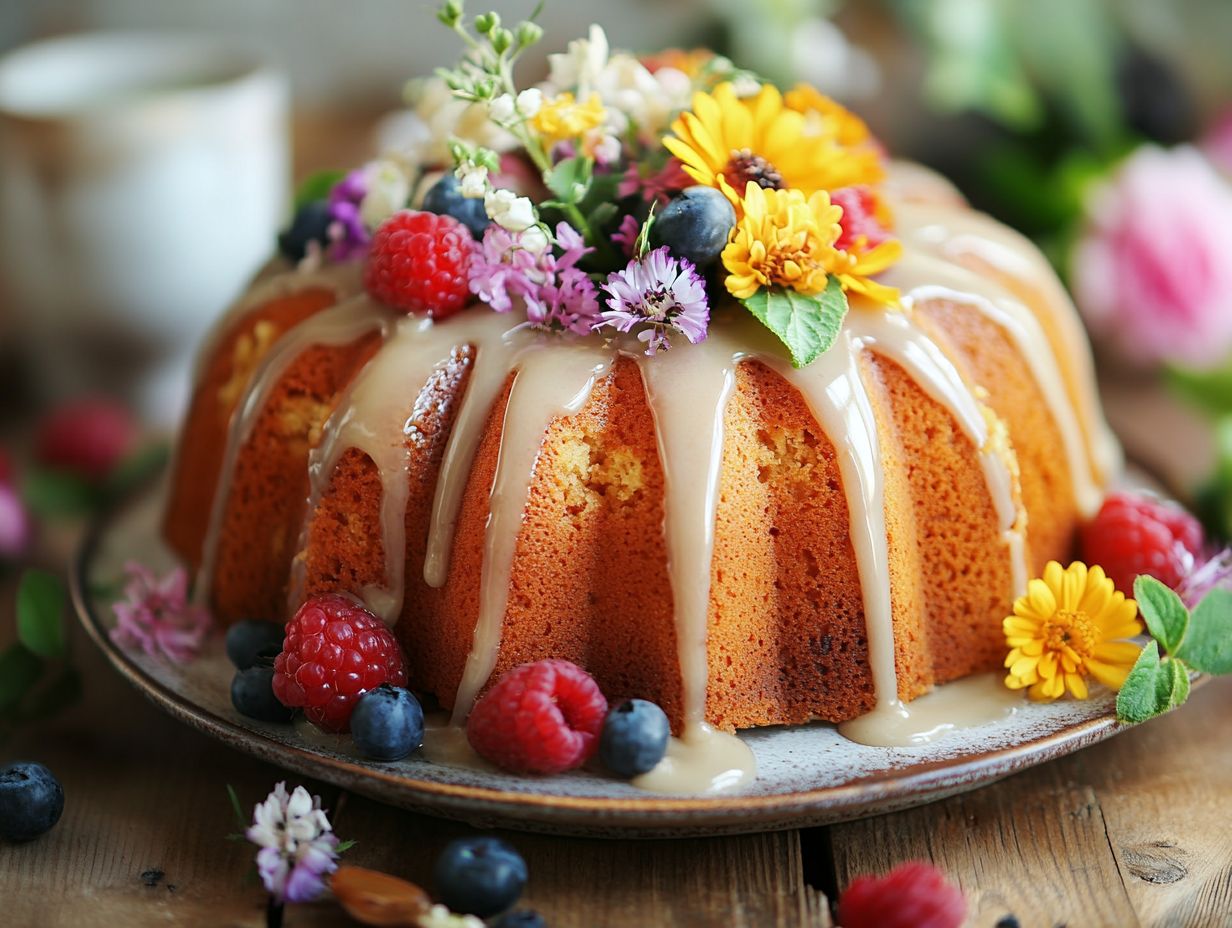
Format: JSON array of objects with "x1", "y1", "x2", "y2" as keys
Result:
[
  {"x1": 837, "y1": 861, "x2": 967, "y2": 928},
  {"x1": 363, "y1": 210, "x2": 475, "y2": 319},
  {"x1": 466, "y1": 660, "x2": 608, "y2": 774},
  {"x1": 1082, "y1": 492, "x2": 1204, "y2": 592},
  {"x1": 35, "y1": 398, "x2": 138, "y2": 481},
  {"x1": 831, "y1": 186, "x2": 891, "y2": 252},
  {"x1": 272, "y1": 594, "x2": 407, "y2": 733}
]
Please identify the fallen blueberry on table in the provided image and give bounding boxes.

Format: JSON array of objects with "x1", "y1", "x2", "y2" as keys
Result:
[
  {"x1": 0, "y1": 761, "x2": 64, "y2": 842},
  {"x1": 434, "y1": 836, "x2": 528, "y2": 918}
]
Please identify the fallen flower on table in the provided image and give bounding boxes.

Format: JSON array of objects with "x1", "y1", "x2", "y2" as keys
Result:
[
  {"x1": 109, "y1": 562, "x2": 211, "y2": 664},
  {"x1": 836, "y1": 860, "x2": 966, "y2": 928}
]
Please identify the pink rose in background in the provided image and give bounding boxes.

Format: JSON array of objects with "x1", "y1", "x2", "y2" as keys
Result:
[{"x1": 1072, "y1": 145, "x2": 1232, "y2": 369}]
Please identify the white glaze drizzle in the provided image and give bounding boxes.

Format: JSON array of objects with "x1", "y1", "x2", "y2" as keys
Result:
[
  {"x1": 197, "y1": 296, "x2": 394, "y2": 601},
  {"x1": 449, "y1": 342, "x2": 615, "y2": 724}
]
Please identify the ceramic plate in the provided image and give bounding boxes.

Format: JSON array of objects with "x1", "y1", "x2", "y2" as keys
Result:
[{"x1": 73, "y1": 480, "x2": 1167, "y2": 838}]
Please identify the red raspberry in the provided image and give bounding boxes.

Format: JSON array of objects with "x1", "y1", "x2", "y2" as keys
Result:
[
  {"x1": 831, "y1": 186, "x2": 891, "y2": 252},
  {"x1": 35, "y1": 397, "x2": 138, "y2": 481},
  {"x1": 363, "y1": 210, "x2": 475, "y2": 319},
  {"x1": 272, "y1": 593, "x2": 407, "y2": 733},
  {"x1": 838, "y1": 861, "x2": 967, "y2": 928},
  {"x1": 1082, "y1": 492, "x2": 1204, "y2": 592},
  {"x1": 466, "y1": 660, "x2": 608, "y2": 775}
]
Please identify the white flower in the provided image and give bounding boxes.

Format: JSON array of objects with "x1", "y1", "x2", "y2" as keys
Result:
[
  {"x1": 246, "y1": 782, "x2": 340, "y2": 904},
  {"x1": 488, "y1": 93, "x2": 516, "y2": 123},
  {"x1": 485, "y1": 188, "x2": 537, "y2": 232},
  {"x1": 547, "y1": 24, "x2": 610, "y2": 96},
  {"x1": 519, "y1": 225, "x2": 550, "y2": 255},
  {"x1": 419, "y1": 904, "x2": 485, "y2": 928},
  {"x1": 398, "y1": 76, "x2": 516, "y2": 165},
  {"x1": 515, "y1": 88, "x2": 543, "y2": 118},
  {"x1": 359, "y1": 159, "x2": 411, "y2": 229},
  {"x1": 730, "y1": 74, "x2": 763, "y2": 98},
  {"x1": 456, "y1": 162, "x2": 489, "y2": 199}
]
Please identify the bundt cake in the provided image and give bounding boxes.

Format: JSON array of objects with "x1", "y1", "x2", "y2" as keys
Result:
[{"x1": 161, "y1": 25, "x2": 1120, "y2": 747}]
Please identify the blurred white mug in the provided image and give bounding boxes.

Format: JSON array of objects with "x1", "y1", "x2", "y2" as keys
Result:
[{"x1": 0, "y1": 32, "x2": 289, "y2": 424}]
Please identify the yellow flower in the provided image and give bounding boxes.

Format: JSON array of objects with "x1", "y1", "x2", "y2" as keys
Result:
[
  {"x1": 1003, "y1": 561, "x2": 1143, "y2": 702},
  {"x1": 721, "y1": 183, "x2": 842, "y2": 300},
  {"x1": 828, "y1": 237, "x2": 903, "y2": 306},
  {"x1": 783, "y1": 84, "x2": 878, "y2": 150},
  {"x1": 532, "y1": 92, "x2": 607, "y2": 145},
  {"x1": 664, "y1": 82, "x2": 881, "y2": 210}
]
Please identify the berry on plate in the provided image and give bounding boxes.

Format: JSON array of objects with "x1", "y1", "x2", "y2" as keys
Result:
[
  {"x1": 363, "y1": 210, "x2": 476, "y2": 318},
  {"x1": 598, "y1": 698, "x2": 670, "y2": 778},
  {"x1": 350, "y1": 684, "x2": 425, "y2": 762},
  {"x1": 0, "y1": 761, "x2": 64, "y2": 843},
  {"x1": 650, "y1": 185, "x2": 736, "y2": 268},
  {"x1": 837, "y1": 860, "x2": 967, "y2": 928},
  {"x1": 466, "y1": 659, "x2": 608, "y2": 775},
  {"x1": 272, "y1": 593, "x2": 407, "y2": 733},
  {"x1": 423, "y1": 174, "x2": 490, "y2": 239},
  {"x1": 225, "y1": 619, "x2": 287, "y2": 670},
  {"x1": 231, "y1": 667, "x2": 295, "y2": 724},
  {"x1": 434, "y1": 836, "x2": 528, "y2": 918},
  {"x1": 1082, "y1": 491, "x2": 1204, "y2": 592},
  {"x1": 35, "y1": 397, "x2": 138, "y2": 482},
  {"x1": 278, "y1": 200, "x2": 333, "y2": 262}
]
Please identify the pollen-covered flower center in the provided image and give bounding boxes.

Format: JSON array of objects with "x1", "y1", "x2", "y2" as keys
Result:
[
  {"x1": 724, "y1": 149, "x2": 784, "y2": 191},
  {"x1": 641, "y1": 287, "x2": 678, "y2": 321},
  {"x1": 1043, "y1": 609, "x2": 1098, "y2": 657}
]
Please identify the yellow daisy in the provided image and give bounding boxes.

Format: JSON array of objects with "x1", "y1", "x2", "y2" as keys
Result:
[
  {"x1": 721, "y1": 182, "x2": 843, "y2": 300},
  {"x1": 828, "y1": 238, "x2": 903, "y2": 306},
  {"x1": 532, "y1": 92, "x2": 607, "y2": 145},
  {"x1": 664, "y1": 82, "x2": 880, "y2": 210},
  {"x1": 1003, "y1": 561, "x2": 1143, "y2": 702}
]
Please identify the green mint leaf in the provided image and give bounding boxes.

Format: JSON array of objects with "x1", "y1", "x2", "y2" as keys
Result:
[
  {"x1": 1175, "y1": 587, "x2": 1232, "y2": 674},
  {"x1": 0, "y1": 645, "x2": 44, "y2": 714},
  {"x1": 546, "y1": 157, "x2": 591, "y2": 205},
  {"x1": 336, "y1": 839, "x2": 358, "y2": 853},
  {"x1": 1133, "y1": 574, "x2": 1189, "y2": 654},
  {"x1": 102, "y1": 442, "x2": 170, "y2": 501},
  {"x1": 1166, "y1": 362, "x2": 1232, "y2": 418},
  {"x1": 17, "y1": 569, "x2": 67, "y2": 659},
  {"x1": 22, "y1": 468, "x2": 102, "y2": 517},
  {"x1": 1116, "y1": 641, "x2": 1191, "y2": 723},
  {"x1": 293, "y1": 170, "x2": 345, "y2": 211},
  {"x1": 741, "y1": 278, "x2": 848, "y2": 368}
]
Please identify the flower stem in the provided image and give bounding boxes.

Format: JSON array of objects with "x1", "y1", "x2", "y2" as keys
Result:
[{"x1": 266, "y1": 898, "x2": 284, "y2": 928}]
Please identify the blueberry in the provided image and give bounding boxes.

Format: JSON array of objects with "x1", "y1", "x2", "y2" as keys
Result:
[
  {"x1": 434, "y1": 836, "x2": 528, "y2": 917},
  {"x1": 278, "y1": 200, "x2": 333, "y2": 262},
  {"x1": 598, "y1": 698, "x2": 670, "y2": 778},
  {"x1": 422, "y1": 174, "x2": 489, "y2": 239},
  {"x1": 495, "y1": 910, "x2": 547, "y2": 928},
  {"x1": 0, "y1": 762, "x2": 64, "y2": 842},
  {"x1": 225, "y1": 619, "x2": 285, "y2": 670},
  {"x1": 231, "y1": 667, "x2": 294, "y2": 723},
  {"x1": 350, "y1": 684, "x2": 425, "y2": 762},
  {"x1": 650, "y1": 186, "x2": 736, "y2": 268}
]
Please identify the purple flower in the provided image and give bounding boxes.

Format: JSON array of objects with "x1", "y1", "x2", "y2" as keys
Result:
[
  {"x1": 1178, "y1": 547, "x2": 1232, "y2": 610},
  {"x1": 109, "y1": 562, "x2": 211, "y2": 664},
  {"x1": 525, "y1": 268, "x2": 602, "y2": 335},
  {"x1": 327, "y1": 167, "x2": 371, "y2": 261},
  {"x1": 247, "y1": 782, "x2": 340, "y2": 904},
  {"x1": 596, "y1": 246, "x2": 710, "y2": 354},
  {"x1": 612, "y1": 214, "x2": 641, "y2": 258}
]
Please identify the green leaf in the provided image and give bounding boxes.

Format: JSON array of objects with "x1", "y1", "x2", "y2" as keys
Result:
[
  {"x1": 740, "y1": 279, "x2": 848, "y2": 368},
  {"x1": 22, "y1": 468, "x2": 102, "y2": 517},
  {"x1": 587, "y1": 202, "x2": 618, "y2": 231},
  {"x1": 293, "y1": 169, "x2": 345, "y2": 211},
  {"x1": 336, "y1": 839, "x2": 358, "y2": 853},
  {"x1": 226, "y1": 784, "x2": 247, "y2": 833},
  {"x1": 102, "y1": 442, "x2": 170, "y2": 500},
  {"x1": 0, "y1": 645, "x2": 43, "y2": 714},
  {"x1": 1166, "y1": 362, "x2": 1232, "y2": 419},
  {"x1": 1133, "y1": 575, "x2": 1189, "y2": 654},
  {"x1": 1176, "y1": 588, "x2": 1232, "y2": 675},
  {"x1": 1116, "y1": 641, "x2": 1191, "y2": 723},
  {"x1": 545, "y1": 157, "x2": 591, "y2": 205},
  {"x1": 17, "y1": 569, "x2": 67, "y2": 659}
]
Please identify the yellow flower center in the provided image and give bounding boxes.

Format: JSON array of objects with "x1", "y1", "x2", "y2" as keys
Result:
[
  {"x1": 1043, "y1": 609, "x2": 1098, "y2": 658},
  {"x1": 723, "y1": 149, "x2": 784, "y2": 192}
]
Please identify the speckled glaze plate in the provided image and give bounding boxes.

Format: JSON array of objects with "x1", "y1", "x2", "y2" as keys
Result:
[{"x1": 73, "y1": 479, "x2": 1170, "y2": 838}]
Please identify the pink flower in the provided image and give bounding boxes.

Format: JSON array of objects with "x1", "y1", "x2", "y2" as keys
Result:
[
  {"x1": 612, "y1": 214, "x2": 641, "y2": 257},
  {"x1": 110, "y1": 562, "x2": 211, "y2": 663},
  {"x1": 597, "y1": 246, "x2": 709, "y2": 354},
  {"x1": 618, "y1": 158, "x2": 690, "y2": 205},
  {"x1": 1072, "y1": 145, "x2": 1232, "y2": 368},
  {"x1": 525, "y1": 268, "x2": 602, "y2": 335},
  {"x1": 247, "y1": 782, "x2": 340, "y2": 905}
]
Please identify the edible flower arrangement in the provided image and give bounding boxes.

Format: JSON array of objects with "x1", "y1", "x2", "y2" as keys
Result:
[{"x1": 281, "y1": 0, "x2": 900, "y2": 368}]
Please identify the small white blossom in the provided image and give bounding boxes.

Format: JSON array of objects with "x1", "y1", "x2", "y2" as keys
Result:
[
  {"x1": 485, "y1": 188, "x2": 537, "y2": 232},
  {"x1": 418, "y1": 904, "x2": 485, "y2": 928},
  {"x1": 456, "y1": 162, "x2": 489, "y2": 199},
  {"x1": 360, "y1": 159, "x2": 411, "y2": 230},
  {"x1": 547, "y1": 24, "x2": 610, "y2": 96},
  {"x1": 515, "y1": 88, "x2": 543, "y2": 118},
  {"x1": 246, "y1": 782, "x2": 339, "y2": 904},
  {"x1": 488, "y1": 93, "x2": 516, "y2": 123},
  {"x1": 519, "y1": 225, "x2": 550, "y2": 255}
]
